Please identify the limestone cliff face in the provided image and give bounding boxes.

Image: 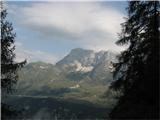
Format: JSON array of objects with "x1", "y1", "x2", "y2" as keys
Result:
[{"x1": 56, "y1": 48, "x2": 117, "y2": 73}]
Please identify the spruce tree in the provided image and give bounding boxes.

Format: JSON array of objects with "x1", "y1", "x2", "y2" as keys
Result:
[
  {"x1": 1, "y1": 4, "x2": 26, "y2": 96},
  {"x1": 1, "y1": 4, "x2": 26, "y2": 119},
  {"x1": 110, "y1": 1, "x2": 159, "y2": 119}
]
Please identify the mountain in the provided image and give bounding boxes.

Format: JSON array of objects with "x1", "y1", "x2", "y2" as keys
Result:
[
  {"x1": 56, "y1": 48, "x2": 117, "y2": 73},
  {"x1": 16, "y1": 48, "x2": 117, "y2": 106},
  {"x1": 56, "y1": 48, "x2": 117, "y2": 82}
]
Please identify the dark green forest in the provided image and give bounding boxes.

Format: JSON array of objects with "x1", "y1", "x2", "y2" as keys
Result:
[{"x1": 1, "y1": 1, "x2": 159, "y2": 120}]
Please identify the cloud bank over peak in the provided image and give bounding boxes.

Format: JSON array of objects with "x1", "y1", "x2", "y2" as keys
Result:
[
  {"x1": 15, "y1": 42, "x2": 58, "y2": 64},
  {"x1": 10, "y1": 2, "x2": 125, "y2": 52}
]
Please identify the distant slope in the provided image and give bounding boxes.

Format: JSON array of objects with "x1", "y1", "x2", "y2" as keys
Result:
[{"x1": 16, "y1": 48, "x2": 117, "y2": 105}]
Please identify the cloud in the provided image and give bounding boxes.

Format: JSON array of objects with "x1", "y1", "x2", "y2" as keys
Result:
[
  {"x1": 14, "y1": 42, "x2": 23, "y2": 47},
  {"x1": 9, "y1": 2, "x2": 125, "y2": 51},
  {"x1": 14, "y1": 42, "x2": 58, "y2": 64}
]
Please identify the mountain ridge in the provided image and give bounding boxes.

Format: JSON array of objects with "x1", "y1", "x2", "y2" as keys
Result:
[
  {"x1": 56, "y1": 48, "x2": 117, "y2": 73},
  {"x1": 16, "y1": 48, "x2": 117, "y2": 105}
]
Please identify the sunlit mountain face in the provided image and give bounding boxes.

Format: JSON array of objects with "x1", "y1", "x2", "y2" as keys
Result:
[{"x1": 16, "y1": 48, "x2": 117, "y2": 100}]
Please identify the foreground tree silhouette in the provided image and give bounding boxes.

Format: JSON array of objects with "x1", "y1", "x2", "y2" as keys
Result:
[
  {"x1": 110, "y1": 1, "x2": 159, "y2": 119},
  {"x1": 1, "y1": 4, "x2": 26, "y2": 119}
]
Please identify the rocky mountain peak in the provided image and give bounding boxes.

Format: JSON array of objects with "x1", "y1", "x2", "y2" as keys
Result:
[{"x1": 56, "y1": 48, "x2": 117, "y2": 73}]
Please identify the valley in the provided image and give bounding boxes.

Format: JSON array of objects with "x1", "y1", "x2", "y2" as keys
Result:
[
  {"x1": 6, "y1": 95, "x2": 111, "y2": 119},
  {"x1": 4, "y1": 48, "x2": 117, "y2": 119}
]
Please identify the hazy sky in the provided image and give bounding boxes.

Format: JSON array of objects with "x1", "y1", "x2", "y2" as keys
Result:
[{"x1": 6, "y1": 1, "x2": 127, "y2": 64}]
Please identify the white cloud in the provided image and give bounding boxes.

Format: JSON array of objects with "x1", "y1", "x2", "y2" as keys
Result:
[
  {"x1": 10, "y1": 2, "x2": 125, "y2": 51},
  {"x1": 14, "y1": 42, "x2": 58, "y2": 64}
]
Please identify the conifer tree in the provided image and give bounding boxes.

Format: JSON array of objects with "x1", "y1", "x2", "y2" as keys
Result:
[
  {"x1": 1, "y1": 3, "x2": 26, "y2": 119},
  {"x1": 110, "y1": 1, "x2": 159, "y2": 119},
  {"x1": 1, "y1": 4, "x2": 26, "y2": 96}
]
